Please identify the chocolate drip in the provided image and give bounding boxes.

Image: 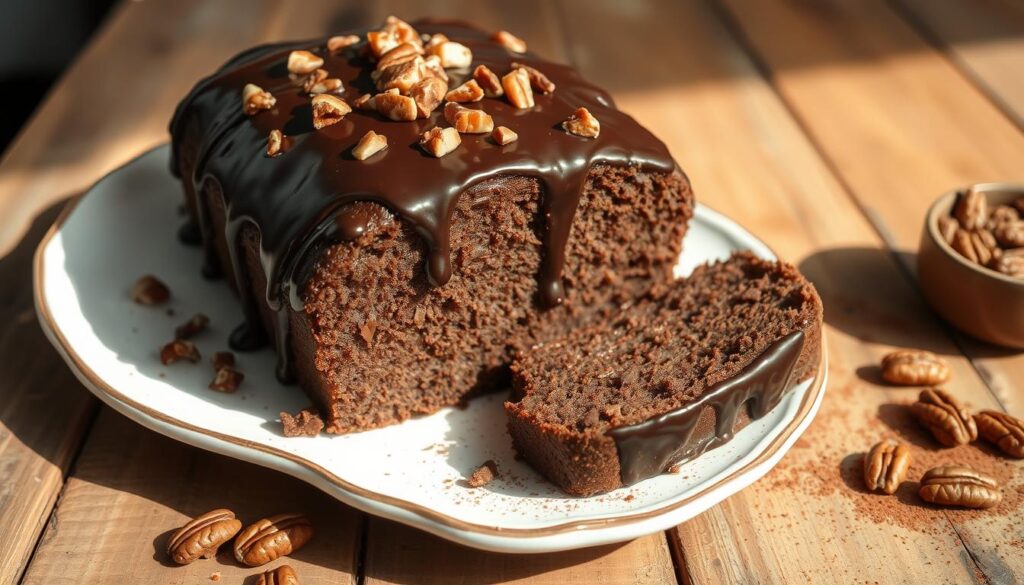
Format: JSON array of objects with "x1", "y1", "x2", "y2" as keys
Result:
[
  {"x1": 169, "y1": 21, "x2": 675, "y2": 381},
  {"x1": 609, "y1": 331, "x2": 806, "y2": 486}
]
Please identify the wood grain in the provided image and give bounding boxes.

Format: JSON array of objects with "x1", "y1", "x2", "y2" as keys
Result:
[{"x1": 561, "y1": 0, "x2": 1024, "y2": 582}]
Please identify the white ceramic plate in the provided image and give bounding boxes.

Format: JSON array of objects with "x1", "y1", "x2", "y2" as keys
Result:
[{"x1": 35, "y1": 146, "x2": 827, "y2": 553}]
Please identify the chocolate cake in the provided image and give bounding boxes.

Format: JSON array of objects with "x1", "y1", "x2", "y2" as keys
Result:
[
  {"x1": 507, "y1": 253, "x2": 823, "y2": 496},
  {"x1": 170, "y1": 18, "x2": 693, "y2": 433}
]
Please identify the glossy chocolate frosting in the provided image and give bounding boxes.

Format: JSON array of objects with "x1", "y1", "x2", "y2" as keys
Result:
[
  {"x1": 169, "y1": 21, "x2": 676, "y2": 380},
  {"x1": 609, "y1": 331, "x2": 806, "y2": 485}
]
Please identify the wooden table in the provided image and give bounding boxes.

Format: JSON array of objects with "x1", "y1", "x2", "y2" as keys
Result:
[{"x1": 2, "y1": 1, "x2": 1022, "y2": 582}]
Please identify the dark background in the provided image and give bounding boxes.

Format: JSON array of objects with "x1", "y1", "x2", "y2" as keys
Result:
[{"x1": 0, "y1": 0, "x2": 116, "y2": 153}]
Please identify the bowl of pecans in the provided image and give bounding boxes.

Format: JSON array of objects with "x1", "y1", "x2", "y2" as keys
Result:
[{"x1": 918, "y1": 183, "x2": 1024, "y2": 349}]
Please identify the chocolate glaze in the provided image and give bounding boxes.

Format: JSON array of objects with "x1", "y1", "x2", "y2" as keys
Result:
[
  {"x1": 609, "y1": 331, "x2": 806, "y2": 486},
  {"x1": 169, "y1": 21, "x2": 676, "y2": 381}
]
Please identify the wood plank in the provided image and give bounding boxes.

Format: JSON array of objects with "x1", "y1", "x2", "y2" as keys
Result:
[
  {"x1": 560, "y1": 0, "x2": 1023, "y2": 582},
  {"x1": 895, "y1": 0, "x2": 1024, "y2": 129},
  {"x1": 718, "y1": 0, "x2": 1024, "y2": 418},
  {"x1": 20, "y1": 409, "x2": 361, "y2": 585}
]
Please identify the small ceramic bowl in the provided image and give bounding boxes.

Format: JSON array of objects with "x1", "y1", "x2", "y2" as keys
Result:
[{"x1": 918, "y1": 182, "x2": 1024, "y2": 349}]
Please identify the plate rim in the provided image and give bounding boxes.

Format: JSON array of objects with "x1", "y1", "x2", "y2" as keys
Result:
[{"x1": 33, "y1": 145, "x2": 828, "y2": 546}]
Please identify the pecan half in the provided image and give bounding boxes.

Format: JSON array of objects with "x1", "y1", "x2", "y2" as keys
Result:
[
  {"x1": 419, "y1": 127, "x2": 461, "y2": 158},
  {"x1": 974, "y1": 410, "x2": 1024, "y2": 458},
  {"x1": 951, "y1": 228, "x2": 978, "y2": 263},
  {"x1": 992, "y1": 248, "x2": 1024, "y2": 278},
  {"x1": 491, "y1": 30, "x2": 527, "y2": 53},
  {"x1": 266, "y1": 129, "x2": 285, "y2": 157},
  {"x1": 994, "y1": 220, "x2": 1024, "y2": 248},
  {"x1": 988, "y1": 205, "x2": 1019, "y2": 229},
  {"x1": 953, "y1": 187, "x2": 987, "y2": 230},
  {"x1": 911, "y1": 388, "x2": 978, "y2": 447},
  {"x1": 307, "y1": 77, "x2": 343, "y2": 96},
  {"x1": 167, "y1": 509, "x2": 242, "y2": 565},
  {"x1": 161, "y1": 340, "x2": 200, "y2": 365},
  {"x1": 880, "y1": 349, "x2": 950, "y2": 386},
  {"x1": 918, "y1": 465, "x2": 1001, "y2": 509},
  {"x1": 311, "y1": 94, "x2": 351, "y2": 129},
  {"x1": 175, "y1": 313, "x2": 209, "y2": 339},
  {"x1": 445, "y1": 79, "x2": 484, "y2": 102},
  {"x1": 257, "y1": 565, "x2": 300, "y2": 585},
  {"x1": 562, "y1": 107, "x2": 600, "y2": 138},
  {"x1": 352, "y1": 131, "x2": 388, "y2": 161},
  {"x1": 234, "y1": 513, "x2": 314, "y2": 567},
  {"x1": 971, "y1": 229, "x2": 998, "y2": 265},
  {"x1": 502, "y1": 68, "x2": 533, "y2": 109},
  {"x1": 863, "y1": 439, "x2": 911, "y2": 494},
  {"x1": 409, "y1": 77, "x2": 447, "y2": 118},
  {"x1": 327, "y1": 34, "x2": 359, "y2": 53},
  {"x1": 287, "y1": 50, "x2": 324, "y2": 75},
  {"x1": 473, "y1": 65, "x2": 503, "y2": 97},
  {"x1": 428, "y1": 41, "x2": 472, "y2": 69},
  {"x1": 937, "y1": 215, "x2": 959, "y2": 245},
  {"x1": 444, "y1": 102, "x2": 494, "y2": 134},
  {"x1": 511, "y1": 62, "x2": 555, "y2": 93},
  {"x1": 131, "y1": 275, "x2": 170, "y2": 305},
  {"x1": 209, "y1": 367, "x2": 244, "y2": 392},
  {"x1": 242, "y1": 84, "x2": 276, "y2": 116},
  {"x1": 492, "y1": 126, "x2": 518, "y2": 146}
]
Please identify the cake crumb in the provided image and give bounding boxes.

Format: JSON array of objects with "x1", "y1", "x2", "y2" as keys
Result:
[
  {"x1": 467, "y1": 460, "x2": 498, "y2": 488},
  {"x1": 668, "y1": 464, "x2": 682, "y2": 474},
  {"x1": 210, "y1": 571, "x2": 221, "y2": 581},
  {"x1": 281, "y1": 408, "x2": 324, "y2": 437}
]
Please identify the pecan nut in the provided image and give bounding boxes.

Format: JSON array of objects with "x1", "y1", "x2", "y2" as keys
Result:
[
  {"x1": 918, "y1": 465, "x2": 1001, "y2": 509},
  {"x1": 352, "y1": 130, "x2": 388, "y2": 161},
  {"x1": 311, "y1": 94, "x2": 351, "y2": 129},
  {"x1": 562, "y1": 107, "x2": 600, "y2": 138},
  {"x1": 266, "y1": 129, "x2": 285, "y2": 157},
  {"x1": 492, "y1": 126, "x2": 518, "y2": 146},
  {"x1": 257, "y1": 564, "x2": 300, "y2": 585},
  {"x1": 175, "y1": 313, "x2": 210, "y2": 339},
  {"x1": 880, "y1": 350, "x2": 950, "y2": 386},
  {"x1": 209, "y1": 367, "x2": 244, "y2": 392},
  {"x1": 863, "y1": 439, "x2": 911, "y2": 494},
  {"x1": 234, "y1": 513, "x2": 314, "y2": 567},
  {"x1": 952, "y1": 187, "x2": 987, "y2": 230},
  {"x1": 473, "y1": 65, "x2": 503, "y2": 97},
  {"x1": 974, "y1": 410, "x2": 1024, "y2": 458},
  {"x1": 992, "y1": 248, "x2": 1024, "y2": 278},
  {"x1": 491, "y1": 30, "x2": 527, "y2": 53},
  {"x1": 511, "y1": 62, "x2": 555, "y2": 93},
  {"x1": 937, "y1": 215, "x2": 959, "y2": 244},
  {"x1": 131, "y1": 275, "x2": 170, "y2": 305},
  {"x1": 167, "y1": 509, "x2": 242, "y2": 565},
  {"x1": 502, "y1": 68, "x2": 534, "y2": 109},
  {"x1": 994, "y1": 220, "x2": 1024, "y2": 248},
  {"x1": 911, "y1": 388, "x2": 978, "y2": 447},
  {"x1": 327, "y1": 34, "x2": 359, "y2": 53},
  {"x1": 445, "y1": 79, "x2": 484, "y2": 103},
  {"x1": 242, "y1": 84, "x2": 276, "y2": 116},
  {"x1": 419, "y1": 127, "x2": 461, "y2": 158},
  {"x1": 444, "y1": 102, "x2": 494, "y2": 134},
  {"x1": 160, "y1": 339, "x2": 200, "y2": 365},
  {"x1": 287, "y1": 50, "x2": 324, "y2": 75}
]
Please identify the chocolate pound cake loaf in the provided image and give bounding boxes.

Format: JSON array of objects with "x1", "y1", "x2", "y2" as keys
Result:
[
  {"x1": 507, "y1": 253, "x2": 823, "y2": 496},
  {"x1": 170, "y1": 17, "x2": 693, "y2": 433}
]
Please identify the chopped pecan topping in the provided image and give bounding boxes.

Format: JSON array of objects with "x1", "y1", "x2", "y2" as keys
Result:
[
  {"x1": 374, "y1": 56, "x2": 424, "y2": 94},
  {"x1": 167, "y1": 509, "x2": 241, "y2": 565},
  {"x1": 131, "y1": 274, "x2": 170, "y2": 305},
  {"x1": 445, "y1": 79, "x2": 484, "y2": 102},
  {"x1": 234, "y1": 514, "x2": 314, "y2": 567},
  {"x1": 444, "y1": 102, "x2": 494, "y2": 134},
  {"x1": 209, "y1": 367, "x2": 244, "y2": 392},
  {"x1": 376, "y1": 42, "x2": 423, "y2": 71},
  {"x1": 421, "y1": 55, "x2": 449, "y2": 83},
  {"x1": 492, "y1": 126, "x2": 518, "y2": 145},
  {"x1": 937, "y1": 215, "x2": 959, "y2": 244},
  {"x1": 160, "y1": 339, "x2": 200, "y2": 365},
  {"x1": 953, "y1": 187, "x2": 987, "y2": 230},
  {"x1": 428, "y1": 41, "x2": 472, "y2": 68},
  {"x1": 473, "y1": 65, "x2": 503, "y2": 97},
  {"x1": 467, "y1": 460, "x2": 499, "y2": 488},
  {"x1": 242, "y1": 83, "x2": 276, "y2": 115},
  {"x1": 863, "y1": 439, "x2": 911, "y2": 494},
  {"x1": 367, "y1": 30, "x2": 400, "y2": 59},
  {"x1": 425, "y1": 33, "x2": 449, "y2": 49},
  {"x1": 511, "y1": 62, "x2": 555, "y2": 93},
  {"x1": 409, "y1": 77, "x2": 447, "y2": 117},
  {"x1": 266, "y1": 129, "x2": 285, "y2": 157},
  {"x1": 311, "y1": 94, "x2": 351, "y2": 129},
  {"x1": 911, "y1": 388, "x2": 978, "y2": 447},
  {"x1": 286, "y1": 50, "x2": 324, "y2": 75},
  {"x1": 257, "y1": 564, "x2": 300, "y2": 585},
  {"x1": 383, "y1": 15, "x2": 422, "y2": 47},
  {"x1": 880, "y1": 350, "x2": 950, "y2": 386},
  {"x1": 974, "y1": 410, "x2": 1024, "y2": 458},
  {"x1": 562, "y1": 106, "x2": 600, "y2": 138},
  {"x1": 212, "y1": 351, "x2": 235, "y2": 371},
  {"x1": 352, "y1": 130, "x2": 388, "y2": 160},
  {"x1": 304, "y1": 67, "x2": 343, "y2": 95},
  {"x1": 327, "y1": 34, "x2": 360, "y2": 53},
  {"x1": 502, "y1": 68, "x2": 534, "y2": 109},
  {"x1": 374, "y1": 91, "x2": 418, "y2": 121},
  {"x1": 492, "y1": 30, "x2": 527, "y2": 53},
  {"x1": 419, "y1": 126, "x2": 461, "y2": 158},
  {"x1": 352, "y1": 93, "x2": 375, "y2": 110},
  {"x1": 919, "y1": 465, "x2": 1001, "y2": 509},
  {"x1": 301, "y1": 68, "x2": 328, "y2": 91},
  {"x1": 175, "y1": 313, "x2": 209, "y2": 339}
]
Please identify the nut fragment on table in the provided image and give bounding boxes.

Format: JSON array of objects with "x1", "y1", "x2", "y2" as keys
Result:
[
  {"x1": 267, "y1": 129, "x2": 285, "y2": 157},
  {"x1": 473, "y1": 65, "x2": 503, "y2": 97},
  {"x1": 911, "y1": 388, "x2": 977, "y2": 447},
  {"x1": 287, "y1": 50, "x2": 324, "y2": 75},
  {"x1": 327, "y1": 34, "x2": 359, "y2": 53},
  {"x1": 175, "y1": 313, "x2": 209, "y2": 339},
  {"x1": 242, "y1": 84, "x2": 276, "y2": 116},
  {"x1": 492, "y1": 126, "x2": 518, "y2": 146},
  {"x1": 257, "y1": 564, "x2": 300, "y2": 585},
  {"x1": 311, "y1": 94, "x2": 351, "y2": 129},
  {"x1": 491, "y1": 30, "x2": 527, "y2": 53},
  {"x1": 419, "y1": 127, "x2": 461, "y2": 158},
  {"x1": 234, "y1": 513, "x2": 314, "y2": 567},
  {"x1": 880, "y1": 349, "x2": 950, "y2": 386},
  {"x1": 444, "y1": 102, "x2": 494, "y2": 134},
  {"x1": 352, "y1": 131, "x2": 388, "y2": 161},
  {"x1": 863, "y1": 439, "x2": 911, "y2": 494},
  {"x1": 209, "y1": 367, "x2": 244, "y2": 392},
  {"x1": 445, "y1": 79, "x2": 484, "y2": 102},
  {"x1": 562, "y1": 107, "x2": 600, "y2": 138},
  {"x1": 974, "y1": 410, "x2": 1024, "y2": 458},
  {"x1": 918, "y1": 465, "x2": 1001, "y2": 509},
  {"x1": 161, "y1": 339, "x2": 200, "y2": 365},
  {"x1": 167, "y1": 508, "x2": 242, "y2": 565},
  {"x1": 131, "y1": 274, "x2": 170, "y2": 305},
  {"x1": 502, "y1": 68, "x2": 534, "y2": 109},
  {"x1": 511, "y1": 62, "x2": 555, "y2": 93}
]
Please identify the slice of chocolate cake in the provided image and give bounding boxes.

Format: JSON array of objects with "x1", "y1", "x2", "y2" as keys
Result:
[
  {"x1": 506, "y1": 252, "x2": 823, "y2": 496},
  {"x1": 170, "y1": 17, "x2": 693, "y2": 433}
]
